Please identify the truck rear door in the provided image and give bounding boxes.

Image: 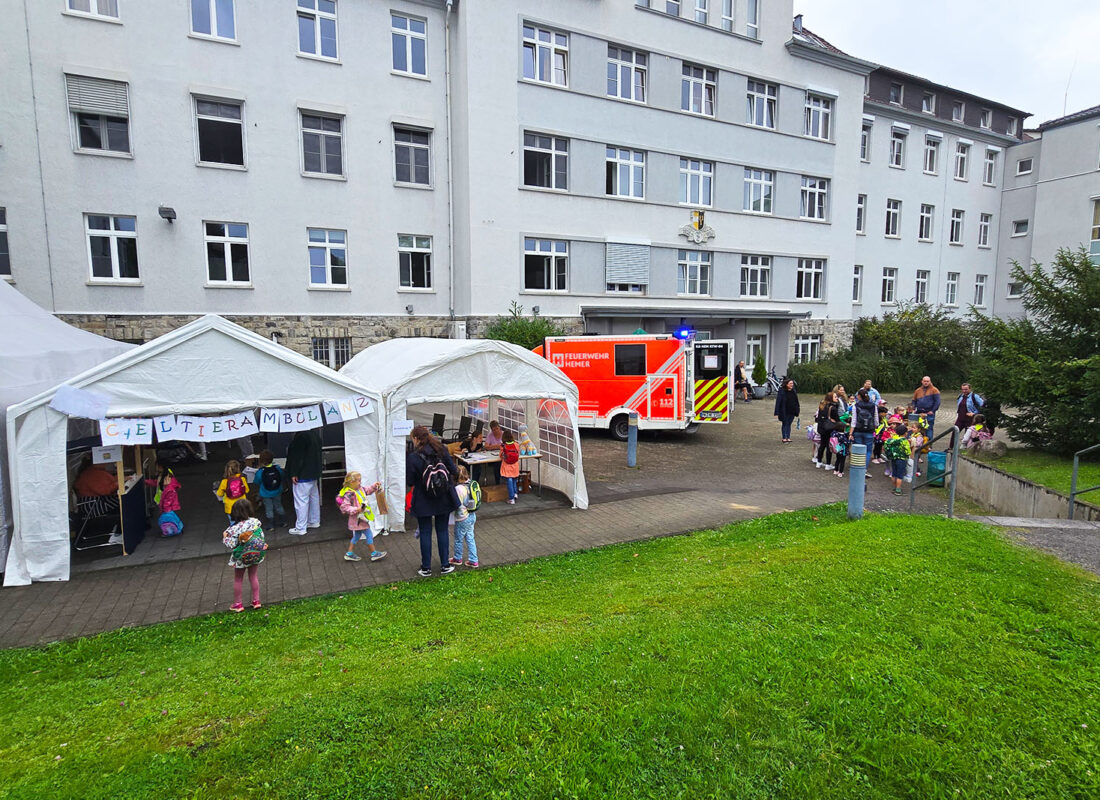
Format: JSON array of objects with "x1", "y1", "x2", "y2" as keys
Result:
[{"x1": 692, "y1": 340, "x2": 732, "y2": 423}]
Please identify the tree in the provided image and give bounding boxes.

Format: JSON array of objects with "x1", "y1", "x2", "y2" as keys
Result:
[
  {"x1": 970, "y1": 247, "x2": 1100, "y2": 453},
  {"x1": 482, "y1": 301, "x2": 565, "y2": 351}
]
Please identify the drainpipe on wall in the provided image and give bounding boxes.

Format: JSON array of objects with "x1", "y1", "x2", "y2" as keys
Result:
[
  {"x1": 445, "y1": 0, "x2": 462, "y2": 337},
  {"x1": 22, "y1": 0, "x2": 57, "y2": 311}
]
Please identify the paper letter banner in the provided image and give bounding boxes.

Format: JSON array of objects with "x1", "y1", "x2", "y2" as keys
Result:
[
  {"x1": 274, "y1": 405, "x2": 324, "y2": 433},
  {"x1": 259, "y1": 408, "x2": 281, "y2": 433},
  {"x1": 171, "y1": 412, "x2": 258, "y2": 442},
  {"x1": 154, "y1": 415, "x2": 178, "y2": 441},
  {"x1": 322, "y1": 400, "x2": 343, "y2": 425},
  {"x1": 100, "y1": 418, "x2": 153, "y2": 446}
]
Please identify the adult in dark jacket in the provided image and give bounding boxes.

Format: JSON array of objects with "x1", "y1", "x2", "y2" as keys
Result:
[
  {"x1": 406, "y1": 425, "x2": 459, "y2": 577},
  {"x1": 773, "y1": 378, "x2": 800, "y2": 442},
  {"x1": 286, "y1": 428, "x2": 323, "y2": 535},
  {"x1": 849, "y1": 388, "x2": 879, "y2": 463}
]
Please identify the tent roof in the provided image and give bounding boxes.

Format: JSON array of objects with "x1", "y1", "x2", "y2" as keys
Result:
[
  {"x1": 340, "y1": 338, "x2": 576, "y2": 399},
  {"x1": 0, "y1": 281, "x2": 134, "y2": 410},
  {"x1": 8, "y1": 314, "x2": 379, "y2": 420}
]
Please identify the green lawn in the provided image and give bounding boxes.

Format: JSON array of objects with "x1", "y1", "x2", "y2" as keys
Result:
[
  {"x1": 970, "y1": 448, "x2": 1100, "y2": 499},
  {"x1": 1, "y1": 507, "x2": 1098, "y2": 799}
]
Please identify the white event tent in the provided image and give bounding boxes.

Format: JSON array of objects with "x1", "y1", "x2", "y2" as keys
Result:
[
  {"x1": 4, "y1": 315, "x2": 382, "y2": 586},
  {"x1": 0, "y1": 282, "x2": 134, "y2": 576},
  {"x1": 340, "y1": 337, "x2": 588, "y2": 530}
]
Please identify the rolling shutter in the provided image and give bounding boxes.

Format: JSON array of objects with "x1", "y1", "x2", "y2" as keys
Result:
[
  {"x1": 605, "y1": 243, "x2": 649, "y2": 285},
  {"x1": 65, "y1": 75, "x2": 129, "y2": 116}
]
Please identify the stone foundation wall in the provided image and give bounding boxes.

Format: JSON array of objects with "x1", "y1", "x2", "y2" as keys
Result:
[
  {"x1": 58, "y1": 314, "x2": 586, "y2": 358},
  {"x1": 788, "y1": 318, "x2": 855, "y2": 360}
]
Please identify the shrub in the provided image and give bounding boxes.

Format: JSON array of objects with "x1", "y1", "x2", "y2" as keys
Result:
[
  {"x1": 752, "y1": 354, "x2": 767, "y2": 385},
  {"x1": 482, "y1": 301, "x2": 566, "y2": 351}
]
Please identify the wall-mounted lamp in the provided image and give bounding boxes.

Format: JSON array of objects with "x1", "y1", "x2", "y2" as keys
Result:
[
  {"x1": 405, "y1": 304, "x2": 414, "y2": 315},
  {"x1": 158, "y1": 205, "x2": 177, "y2": 223},
  {"x1": 532, "y1": 305, "x2": 540, "y2": 316}
]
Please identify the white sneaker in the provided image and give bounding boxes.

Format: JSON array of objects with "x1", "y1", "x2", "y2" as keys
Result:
[
  {"x1": 816, "y1": 462, "x2": 825, "y2": 469},
  {"x1": 288, "y1": 527, "x2": 307, "y2": 535},
  {"x1": 307, "y1": 523, "x2": 321, "y2": 529},
  {"x1": 811, "y1": 458, "x2": 819, "y2": 465},
  {"x1": 825, "y1": 464, "x2": 835, "y2": 471}
]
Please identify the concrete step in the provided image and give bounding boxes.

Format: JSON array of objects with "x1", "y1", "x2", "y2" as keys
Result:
[{"x1": 964, "y1": 515, "x2": 1100, "y2": 531}]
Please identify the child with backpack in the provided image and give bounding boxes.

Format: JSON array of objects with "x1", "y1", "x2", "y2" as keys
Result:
[
  {"x1": 962, "y1": 414, "x2": 993, "y2": 450},
  {"x1": 449, "y1": 465, "x2": 481, "y2": 568},
  {"x1": 336, "y1": 471, "x2": 386, "y2": 563},
  {"x1": 222, "y1": 498, "x2": 267, "y2": 612},
  {"x1": 255, "y1": 450, "x2": 287, "y2": 530},
  {"x1": 216, "y1": 460, "x2": 249, "y2": 522},
  {"x1": 500, "y1": 431, "x2": 521, "y2": 504},
  {"x1": 145, "y1": 464, "x2": 184, "y2": 536},
  {"x1": 883, "y1": 419, "x2": 913, "y2": 496}
]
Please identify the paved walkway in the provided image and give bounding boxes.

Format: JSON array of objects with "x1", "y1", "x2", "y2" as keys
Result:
[
  {"x1": 0, "y1": 394, "x2": 965, "y2": 649},
  {"x1": 965, "y1": 515, "x2": 1100, "y2": 576}
]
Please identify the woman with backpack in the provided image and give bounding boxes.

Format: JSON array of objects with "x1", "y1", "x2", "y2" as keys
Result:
[
  {"x1": 405, "y1": 425, "x2": 459, "y2": 578},
  {"x1": 814, "y1": 393, "x2": 840, "y2": 470},
  {"x1": 849, "y1": 388, "x2": 879, "y2": 473},
  {"x1": 773, "y1": 378, "x2": 799, "y2": 443}
]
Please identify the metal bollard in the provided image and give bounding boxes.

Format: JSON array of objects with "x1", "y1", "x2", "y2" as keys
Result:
[
  {"x1": 847, "y1": 443, "x2": 867, "y2": 520},
  {"x1": 627, "y1": 411, "x2": 638, "y2": 468}
]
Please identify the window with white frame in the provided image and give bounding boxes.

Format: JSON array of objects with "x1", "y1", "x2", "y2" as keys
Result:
[
  {"x1": 85, "y1": 214, "x2": 137, "y2": 281},
  {"x1": 860, "y1": 122, "x2": 871, "y2": 161},
  {"x1": 721, "y1": 0, "x2": 733, "y2": 30},
  {"x1": 394, "y1": 127, "x2": 430, "y2": 185},
  {"x1": 605, "y1": 146, "x2": 645, "y2": 198},
  {"x1": 888, "y1": 83, "x2": 903, "y2": 105},
  {"x1": 918, "y1": 204, "x2": 934, "y2": 241},
  {"x1": 1092, "y1": 200, "x2": 1100, "y2": 260},
  {"x1": 954, "y1": 142, "x2": 969, "y2": 180},
  {"x1": 0, "y1": 208, "x2": 8, "y2": 276},
  {"x1": 945, "y1": 271, "x2": 959, "y2": 305},
  {"x1": 204, "y1": 221, "x2": 249, "y2": 284},
  {"x1": 301, "y1": 112, "x2": 343, "y2": 176},
  {"x1": 856, "y1": 194, "x2": 866, "y2": 234},
  {"x1": 681, "y1": 63, "x2": 716, "y2": 116},
  {"x1": 921, "y1": 92, "x2": 936, "y2": 114},
  {"x1": 398, "y1": 234, "x2": 432, "y2": 289},
  {"x1": 311, "y1": 337, "x2": 352, "y2": 369},
  {"x1": 881, "y1": 267, "x2": 897, "y2": 303},
  {"x1": 743, "y1": 168, "x2": 773, "y2": 214},
  {"x1": 664, "y1": 1, "x2": 681, "y2": 15},
  {"x1": 889, "y1": 130, "x2": 906, "y2": 168},
  {"x1": 605, "y1": 243, "x2": 649, "y2": 294},
  {"x1": 983, "y1": 149, "x2": 998, "y2": 185},
  {"x1": 1007, "y1": 117, "x2": 1019, "y2": 137},
  {"x1": 677, "y1": 250, "x2": 710, "y2": 296},
  {"x1": 884, "y1": 199, "x2": 901, "y2": 237},
  {"x1": 745, "y1": 334, "x2": 766, "y2": 367},
  {"x1": 804, "y1": 94, "x2": 832, "y2": 139},
  {"x1": 391, "y1": 13, "x2": 427, "y2": 76},
  {"x1": 297, "y1": 0, "x2": 338, "y2": 60},
  {"x1": 952, "y1": 100, "x2": 965, "y2": 122},
  {"x1": 191, "y1": 0, "x2": 235, "y2": 40},
  {"x1": 739, "y1": 255, "x2": 770, "y2": 297},
  {"x1": 67, "y1": 0, "x2": 118, "y2": 19},
  {"x1": 307, "y1": 228, "x2": 347, "y2": 286},
  {"x1": 978, "y1": 213, "x2": 992, "y2": 247},
  {"x1": 523, "y1": 132, "x2": 568, "y2": 190},
  {"x1": 694, "y1": 0, "x2": 708, "y2": 23},
  {"x1": 66, "y1": 75, "x2": 130, "y2": 155},
  {"x1": 680, "y1": 158, "x2": 713, "y2": 206},
  {"x1": 915, "y1": 269, "x2": 930, "y2": 304},
  {"x1": 746, "y1": 0, "x2": 758, "y2": 37},
  {"x1": 1012, "y1": 219, "x2": 1029, "y2": 237},
  {"x1": 524, "y1": 238, "x2": 567, "y2": 291},
  {"x1": 607, "y1": 46, "x2": 647, "y2": 102},
  {"x1": 1007, "y1": 281, "x2": 1024, "y2": 298},
  {"x1": 923, "y1": 136, "x2": 939, "y2": 174},
  {"x1": 852, "y1": 264, "x2": 863, "y2": 303},
  {"x1": 793, "y1": 334, "x2": 822, "y2": 364},
  {"x1": 979, "y1": 109, "x2": 992, "y2": 129},
  {"x1": 974, "y1": 274, "x2": 987, "y2": 306},
  {"x1": 522, "y1": 25, "x2": 568, "y2": 86},
  {"x1": 949, "y1": 209, "x2": 964, "y2": 244},
  {"x1": 796, "y1": 258, "x2": 825, "y2": 299},
  {"x1": 195, "y1": 98, "x2": 244, "y2": 166},
  {"x1": 800, "y1": 176, "x2": 828, "y2": 220},
  {"x1": 746, "y1": 80, "x2": 777, "y2": 128},
  {"x1": 1016, "y1": 157, "x2": 1033, "y2": 175}
]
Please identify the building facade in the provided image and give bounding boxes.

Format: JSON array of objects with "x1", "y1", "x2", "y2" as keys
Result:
[{"x1": 0, "y1": 0, "x2": 1090, "y2": 370}]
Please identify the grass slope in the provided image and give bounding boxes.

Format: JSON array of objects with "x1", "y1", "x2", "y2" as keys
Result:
[
  {"x1": 1, "y1": 507, "x2": 1098, "y2": 799},
  {"x1": 969, "y1": 449, "x2": 1100, "y2": 500}
]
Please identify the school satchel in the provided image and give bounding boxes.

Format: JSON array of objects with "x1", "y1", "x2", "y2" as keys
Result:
[
  {"x1": 260, "y1": 466, "x2": 282, "y2": 492},
  {"x1": 225, "y1": 475, "x2": 246, "y2": 499},
  {"x1": 422, "y1": 456, "x2": 452, "y2": 498},
  {"x1": 854, "y1": 405, "x2": 876, "y2": 433},
  {"x1": 464, "y1": 480, "x2": 482, "y2": 512},
  {"x1": 501, "y1": 443, "x2": 520, "y2": 465}
]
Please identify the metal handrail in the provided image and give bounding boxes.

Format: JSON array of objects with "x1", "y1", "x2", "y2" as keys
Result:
[
  {"x1": 1069, "y1": 442, "x2": 1100, "y2": 520},
  {"x1": 909, "y1": 425, "x2": 963, "y2": 517}
]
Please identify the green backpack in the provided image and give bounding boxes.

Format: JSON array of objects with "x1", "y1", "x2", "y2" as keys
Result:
[{"x1": 463, "y1": 480, "x2": 482, "y2": 512}]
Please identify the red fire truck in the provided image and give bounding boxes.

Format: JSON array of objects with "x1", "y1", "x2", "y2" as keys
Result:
[{"x1": 534, "y1": 335, "x2": 733, "y2": 440}]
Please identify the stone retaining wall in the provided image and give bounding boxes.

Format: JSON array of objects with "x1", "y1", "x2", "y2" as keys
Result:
[{"x1": 956, "y1": 456, "x2": 1100, "y2": 521}]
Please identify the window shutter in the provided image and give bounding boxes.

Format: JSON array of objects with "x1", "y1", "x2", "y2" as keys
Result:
[
  {"x1": 65, "y1": 75, "x2": 129, "y2": 116},
  {"x1": 605, "y1": 243, "x2": 649, "y2": 285}
]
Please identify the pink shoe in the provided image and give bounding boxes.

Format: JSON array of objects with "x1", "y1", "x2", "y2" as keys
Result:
[
  {"x1": 229, "y1": 603, "x2": 244, "y2": 613},
  {"x1": 448, "y1": 557, "x2": 463, "y2": 566},
  {"x1": 465, "y1": 561, "x2": 479, "y2": 568}
]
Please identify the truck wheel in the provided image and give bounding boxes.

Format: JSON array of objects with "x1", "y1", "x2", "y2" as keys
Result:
[
  {"x1": 610, "y1": 415, "x2": 630, "y2": 441},
  {"x1": 684, "y1": 422, "x2": 701, "y2": 435}
]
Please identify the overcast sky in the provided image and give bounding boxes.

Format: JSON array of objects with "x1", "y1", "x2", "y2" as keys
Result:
[{"x1": 791, "y1": 0, "x2": 1100, "y2": 126}]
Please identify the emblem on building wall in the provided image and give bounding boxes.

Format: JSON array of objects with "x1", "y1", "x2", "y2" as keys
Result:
[{"x1": 678, "y1": 210, "x2": 715, "y2": 244}]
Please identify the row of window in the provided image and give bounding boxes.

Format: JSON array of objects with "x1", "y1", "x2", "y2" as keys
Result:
[
  {"x1": 636, "y1": 0, "x2": 760, "y2": 38},
  {"x1": 67, "y1": 0, "x2": 429, "y2": 75},
  {"x1": 66, "y1": 73, "x2": 432, "y2": 183},
  {"x1": 861, "y1": 126, "x2": 1002, "y2": 185},
  {"x1": 884, "y1": 81, "x2": 1019, "y2": 137},
  {"x1": 852, "y1": 265, "x2": 989, "y2": 307},
  {"x1": 855, "y1": 197, "x2": 1027, "y2": 245},
  {"x1": 524, "y1": 26, "x2": 834, "y2": 139}
]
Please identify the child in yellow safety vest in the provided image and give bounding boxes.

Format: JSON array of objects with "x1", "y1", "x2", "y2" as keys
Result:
[
  {"x1": 336, "y1": 471, "x2": 387, "y2": 563},
  {"x1": 961, "y1": 414, "x2": 992, "y2": 450}
]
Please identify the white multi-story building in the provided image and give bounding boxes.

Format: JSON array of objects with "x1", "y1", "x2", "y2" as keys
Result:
[{"x1": 0, "y1": 0, "x2": 1086, "y2": 370}]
